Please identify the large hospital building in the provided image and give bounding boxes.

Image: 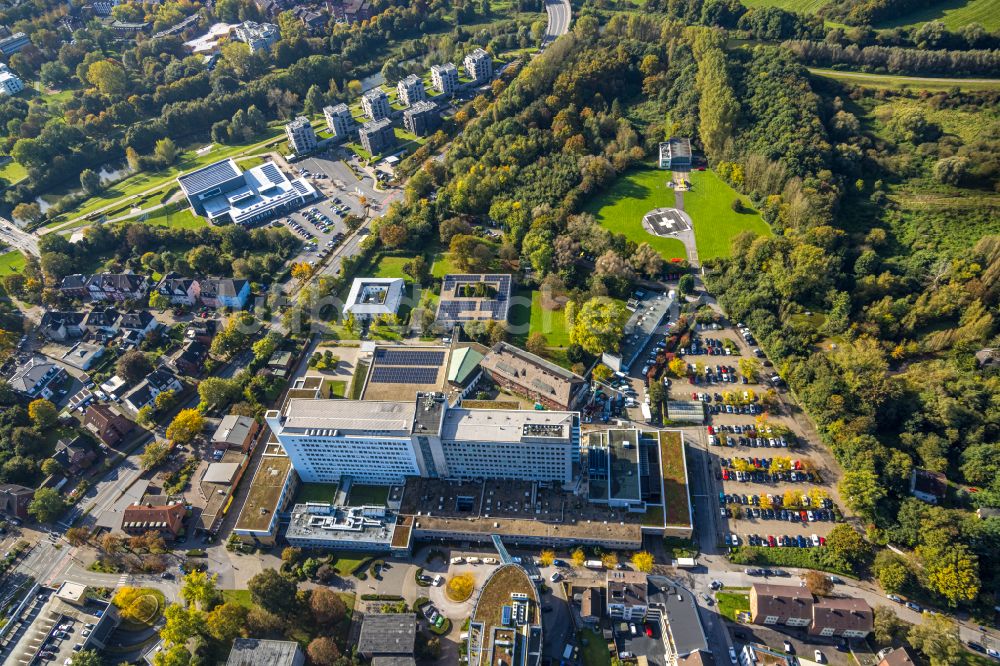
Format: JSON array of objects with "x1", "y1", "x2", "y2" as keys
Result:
[{"x1": 264, "y1": 392, "x2": 580, "y2": 486}]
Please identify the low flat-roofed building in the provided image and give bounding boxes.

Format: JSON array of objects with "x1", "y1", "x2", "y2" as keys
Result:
[
  {"x1": 479, "y1": 341, "x2": 587, "y2": 411},
  {"x1": 607, "y1": 571, "x2": 647, "y2": 621},
  {"x1": 810, "y1": 596, "x2": 873, "y2": 638},
  {"x1": 234, "y1": 444, "x2": 298, "y2": 545},
  {"x1": 436, "y1": 273, "x2": 512, "y2": 330},
  {"x1": 360, "y1": 345, "x2": 450, "y2": 402},
  {"x1": 666, "y1": 401, "x2": 705, "y2": 424},
  {"x1": 285, "y1": 502, "x2": 410, "y2": 553},
  {"x1": 198, "y1": 450, "x2": 250, "y2": 534},
  {"x1": 739, "y1": 643, "x2": 796, "y2": 666},
  {"x1": 749, "y1": 584, "x2": 813, "y2": 627},
  {"x1": 358, "y1": 613, "x2": 416, "y2": 659},
  {"x1": 211, "y1": 415, "x2": 260, "y2": 453},
  {"x1": 659, "y1": 137, "x2": 692, "y2": 169},
  {"x1": 227, "y1": 638, "x2": 304, "y2": 666},
  {"x1": 602, "y1": 290, "x2": 675, "y2": 373},
  {"x1": 343, "y1": 277, "x2": 404, "y2": 322},
  {"x1": 60, "y1": 342, "x2": 105, "y2": 371},
  {"x1": 468, "y1": 564, "x2": 542, "y2": 666}
]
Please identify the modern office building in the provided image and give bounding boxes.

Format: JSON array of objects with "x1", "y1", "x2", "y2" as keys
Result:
[
  {"x1": 285, "y1": 116, "x2": 317, "y2": 155},
  {"x1": 464, "y1": 48, "x2": 493, "y2": 83},
  {"x1": 233, "y1": 443, "x2": 299, "y2": 545},
  {"x1": 431, "y1": 62, "x2": 459, "y2": 94},
  {"x1": 0, "y1": 32, "x2": 29, "y2": 55},
  {"x1": 359, "y1": 118, "x2": 396, "y2": 156},
  {"x1": 323, "y1": 103, "x2": 356, "y2": 139},
  {"x1": 343, "y1": 277, "x2": 405, "y2": 322},
  {"x1": 396, "y1": 74, "x2": 426, "y2": 106},
  {"x1": 435, "y1": 273, "x2": 512, "y2": 329},
  {"x1": 233, "y1": 21, "x2": 280, "y2": 51},
  {"x1": 361, "y1": 88, "x2": 391, "y2": 121},
  {"x1": 177, "y1": 158, "x2": 318, "y2": 226},
  {"x1": 264, "y1": 392, "x2": 580, "y2": 485},
  {"x1": 402, "y1": 100, "x2": 440, "y2": 137}
]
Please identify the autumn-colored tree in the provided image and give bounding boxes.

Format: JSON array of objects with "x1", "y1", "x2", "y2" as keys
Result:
[
  {"x1": 165, "y1": 409, "x2": 204, "y2": 445},
  {"x1": 805, "y1": 570, "x2": 833, "y2": 596},
  {"x1": 538, "y1": 549, "x2": 556, "y2": 567},
  {"x1": 668, "y1": 357, "x2": 687, "y2": 378},
  {"x1": 28, "y1": 399, "x2": 57, "y2": 428},
  {"x1": 601, "y1": 552, "x2": 619, "y2": 569},
  {"x1": 446, "y1": 573, "x2": 475, "y2": 601},
  {"x1": 290, "y1": 262, "x2": 313, "y2": 281},
  {"x1": 592, "y1": 364, "x2": 613, "y2": 383},
  {"x1": 631, "y1": 551, "x2": 654, "y2": 573},
  {"x1": 65, "y1": 527, "x2": 89, "y2": 546},
  {"x1": 307, "y1": 637, "x2": 341, "y2": 666},
  {"x1": 310, "y1": 587, "x2": 347, "y2": 626},
  {"x1": 207, "y1": 602, "x2": 247, "y2": 643},
  {"x1": 526, "y1": 332, "x2": 547, "y2": 356},
  {"x1": 571, "y1": 548, "x2": 586, "y2": 567}
]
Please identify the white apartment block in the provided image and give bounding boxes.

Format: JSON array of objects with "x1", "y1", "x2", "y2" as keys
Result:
[
  {"x1": 361, "y1": 88, "x2": 390, "y2": 121},
  {"x1": 396, "y1": 74, "x2": 426, "y2": 106},
  {"x1": 265, "y1": 393, "x2": 580, "y2": 485},
  {"x1": 464, "y1": 48, "x2": 493, "y2": 83},
  {"x1": 0, "y1": 65, "x2": 23, "y2": 96},
  {"x1": 430, "y1": 63, "x2": 459, "y2": 95},
  {"x1": 285, "y1": 116, "x2": 317, "y2": 155},
  {"x1": 234, "y1": 21, "x2": 280, "y2": 51},
  {"x1": 323, "y1": 103, "x2": 355, "y2": 139}
]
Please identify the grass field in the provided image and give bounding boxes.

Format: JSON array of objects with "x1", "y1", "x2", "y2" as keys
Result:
[
  {"x1": 373, "y1": 255, "x2": 412, "y2": 279},
  {"x1": 577, "y1": 629, "x2": 611, "y2": 666},
  {"x1": 875, "y1": 0, "x2": 1000, "y2": 30},
  {"x1": 528, "y1": 291, "x2": 571, "y2": 347},
  {"x1": 347, "y1": 484, "x2": 389, "y2": 506},
  {"x1": 873, "y1": 98, "x2": 1000, "y2": 144},
  {"x1": 0, "y1": 251, "x2": 26, "y2": 276},
  {"x1": 741, "y1": 0, "x2": 827, "y2": 11},
  {"x1": 716, "y1": 591, "x2": 750, "y2": 621},
  {"x1": 0, "y1": 159, "x2": 27, "y2": 185},
  {"x1": 684, "y1": 169, "x2": 772, "y2": 260},
  {"x1": 809, "y1": 68, "x2": 1000, "y2": 92},
  {"x1": 431, "y1": 251, "x2": 461, "y2": 279},
  {"x1": 142, "y1": 205, "x2": 208, "y2": 230},
  {"x1": 295, "y1": 482, "x2": 339, "y2": 504},
  {"x1": 583, "y1": 168, "x2": 688, "y2": 260},
  {"x1": 221, "y1": 589, "x2": 253, "y2": 607},
  {"x1": 326, "y1": 379, "x2": 347, "y2": 397}
]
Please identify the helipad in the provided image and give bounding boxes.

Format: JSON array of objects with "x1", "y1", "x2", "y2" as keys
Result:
[{"x1": 642, "y1": 207, "x2": 692, "y2": 237}]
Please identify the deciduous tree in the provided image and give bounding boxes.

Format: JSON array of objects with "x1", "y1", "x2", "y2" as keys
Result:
[{"x1": 165, "y1": 409, "x2": 204, "y2": 445}]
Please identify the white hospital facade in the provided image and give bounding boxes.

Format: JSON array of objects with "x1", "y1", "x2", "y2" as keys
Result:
[{"x1": 265, "y1": 393, "x2": 580, "y2": 485}]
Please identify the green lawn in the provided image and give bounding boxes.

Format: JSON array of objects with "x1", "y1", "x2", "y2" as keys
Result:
[
  {"x1": 331, "y1": 552, "x2": 370, "y2": 575},
  {"x1": 716, "y1": 591, "x2": 750, "y2": 621},
  {"x1": 347, "y1": 484, "x2": 389, "y2": 506},
  {"x1": 0, "y1": 251, "x2": 26, "y2": 276},
  {"x1": 577, "y1": 629, "x2": 611, "y2": 666},
  {"x1": 528, "y1": 291, "x2": 571, "y2": 347},
  {"x1": 373, "y1": 255, "x2": 412, "y2": 279},
  {"x1": 295, "y1": 482, "x2": 339, "y2": 504},
  {"x1": 741, "y1": 0, "x2": 827, "y2": 10},
  {"x1": 875, "y1": 0, "x2": 1000, "y2": 30},
  {"x1": 809, "y1": 68, "x2": 1000, "y2": 92},
  {"x1": 141, "y1": 205, "x2": 208, "y2": 230},
  {"x1": 326, "y1": 379, "x2": 347, "y2": 397},
  {"x1": 583, "y1": 168, "x2": 688, "y2": 260},
  {"x1": 431, "y1": 251, "x2": 461, "y2": 279},
  {"x1": 683, "y1": 169, "x2": 772, "y2": 261},
  {"x1": 221, "y1": 589, "x2": 253, "y2": 607},
  {"x1": 0, "y1": 159, "x2": 27, "y2": 185}
]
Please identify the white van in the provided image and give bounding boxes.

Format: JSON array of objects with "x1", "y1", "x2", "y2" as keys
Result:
[
  {"x1": 466, "y1": 557, "x2": 481, "y2": 564},
  {"x1": 450, "y1": 557, "x2": 465, "y2": 565}
]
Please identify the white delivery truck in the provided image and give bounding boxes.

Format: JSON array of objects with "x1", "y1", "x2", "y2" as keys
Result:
[
  {"x1": 450, "y1": 557, "x2": 465, "y2": 565},
  {"x1": 584, "y1": 560, "x2": 605, "y2": 570}
]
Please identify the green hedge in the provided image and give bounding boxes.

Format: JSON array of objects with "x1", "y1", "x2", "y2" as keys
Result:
[
  {"x1": 729, "y1": 546, "x2": 854, "y2": 577},
  {"x1": 361, "y1": 594, "x2": 404, "y2": 601}
]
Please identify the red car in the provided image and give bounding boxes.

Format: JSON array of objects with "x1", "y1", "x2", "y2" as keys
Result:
[
  {"x1": 707, "y1": 426, "x2": 715, "y2": 435},
  {"x1": 768, "y1": 535, "x2": 777, "y2": 547},
  {"x1": 722, "y1": 470, "x2": 730, "y2": 480},
  {"x1": 800, "y1": 511, "x2": 809, "y2": 522},
  {"x1": 819, "y1": 536, "x2": 827, "y2": 546},
  {"x1": 645, "y1": 625, "x2": 653, "y2": 637}
]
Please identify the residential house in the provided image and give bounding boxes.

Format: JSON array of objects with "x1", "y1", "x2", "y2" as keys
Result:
[
  {"x1": 0, "y1": 484, "x2": 34, "y2": 521},
  {"x1": 185, "y1": 320, "x2": 217, "y2": 345},
  {"x1": 749, "y1": 584, "x2": 813, "y2": 627},
  {"x1": 330, "y1": 0, "x2": 373, "y2": 23},
  {"x1": 200, "y1": 278, "x2": 251, "y2": 309},
  {"x1": 606, "y1": 571, "x2": 647, "y2": 621},
  {"x1": 119, "y1": 310, "x2": 158, "y2": 340},
  {"x1": 59, "y1": 274, "x2": 90, "y2": 299},
  {"x1": 168, "y1": 340, "x2": 208, "y2": 376},
  {"x1": 120, "y1": 501, "x2": 187, "y2": 539},
  {"x1": 227, "y1": 639, "x2": 305, "y2": 666},
  {"x1": 878, "y1": 648, "x2": 917, "y2": 666},
  {"x1": 8, "y1": 355, "x2": 66, "y2": 399},
  {"x1": 60, "y1": 342, "x2": 105, "y2": 371},
  {"x1": 123, "y1": 367, "x2": 183, "y2": 412},
  {"x1": 291, "y1": 6, "x2": 327, "y2": 31},
  {"x1": 810, "y1": 597, "x2": 873, "y2": 638},
  {"x1": 87, "y1": 273, "x2": 150, "y2": 303},
  {"x1": 40, "y1": 311, "x2": 85, "y2": 342},
  {"x1": 53, "y1": 436, "x2": 97, "y2": 475},
  {"x1": 155, "y1": 272, "x2": 201, "y2": 305},
  {"x1": 910, "y1": 468, "x2": 947, "y2": 504},
  {"x1": 580, "y1": 588, "x2": 601, "y2": 626},
  {"x1": 211, "y1": 415, "x2": 260, "y2": 453},
  {"x1": 83, "y1": 307, "x2": 121, "y2": 336},
  {"x1": 83, "y1": 404, "x2": 135, "y2": 447}
]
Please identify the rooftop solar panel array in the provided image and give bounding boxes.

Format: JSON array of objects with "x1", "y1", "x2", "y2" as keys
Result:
[
  {"x1": 374, "y1": 349, "x2": 445, "y2": 366},
  {"x1": 178, "y1": 159, "x2": 241, "y2": 194},
  {"x1": 260, "y1": 162, "x2": 284, "y2": 186},
  {"x1": 437, "y1": 274, "x2": 512, "y2": 323},
  {"x1": 370, "y1": 366, "x2": 439, "y2": 384}
]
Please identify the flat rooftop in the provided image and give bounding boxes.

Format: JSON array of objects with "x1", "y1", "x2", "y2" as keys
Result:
[
  {"x1": 234, "y1": 451, "x2": 292, "y2": 534},
  {"x1": 399, "y1": 476, "x2": 651, "y2": 545},
  {"x1": 436, "y1": 274, "x2": 512, "y2": 326},
  {"x1": 280, "y1": 398, "x2": 416, "y2": 433},
  {"x1": 441, "y1": 408, "x2": 575, "y2": 443},
  {"x1": 648, "y1": 575, "x2": 707, "y2": 657},
  {"x1": 358, "y1": 613, "x2": 416, "y2": 657},
  {"x1": 657, "y1": 430, "x2": 691, "y2": 528},
  {"x1": 361, "y1": 346, "x2": 450, "y2": 402},
  {"x1": 227, "y1": 638, "x2": 302, "y2": 666},
  {"x1": 177, "y1": 157, "x2": 241, "y2": 196},
  {"x1": 286, "y1": 503, "x2": 398, "y2": 546},
  {"x1": 4, "y1": 586, "x2": 115, "y2": 666},
  {"x1": 470, "y1": 565, "x2": 540, "y2": 666},
  {"x1": 617, "y1": 290, "x2": 674, "y2": 371}
]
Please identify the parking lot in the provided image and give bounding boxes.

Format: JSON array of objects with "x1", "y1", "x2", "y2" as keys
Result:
[{"x1": 666, "y1": 316, "x2": 843, "y2": 546}]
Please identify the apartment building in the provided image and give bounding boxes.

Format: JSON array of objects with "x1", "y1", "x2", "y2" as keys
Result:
[
  {"x1": 285, "y1": 116, "x2": 317, "y2": 155},
  {"x1": 264, "y1": 393, "x2": 579, "y2": 485},
  {"x1": 431, "y1": 62, "x2": 459, "y2": 94},
  {"x1": 810, "y1": 597, "x2": 873, "y2": 638},
  {"x1": 402, "y1": 101, "x2": 440, "y2": 137},
  {"x1": 749, "y1": 584, "x2": 813, "y2": 627},
  {"x1": 359, "y1": 118, "x2": 396, "y2": 156},
  {"x1": 464, "y1": 48, "x2": 493, "y2": 83},
  {"x1": 361, "y1": 88, "x2": 390, "y2": 121},
  {"x1": 0, "y1": 65, "x2": 23, "y2": 95},
  {"x1": 607, "y1": 571, "x2": 647, "y2": 621},
  {"x1": 0, "y1": 32, "x2": 29, "y2": 55},
  {"x1": 396, "y1": 74, "x2": 426, "y2": 106},
  {"x1": 234, "y1": 21, "x2": 280, "y2": 51},
  {"x1": 323, "y1": 103, "x2": 356, "y2": 139}
]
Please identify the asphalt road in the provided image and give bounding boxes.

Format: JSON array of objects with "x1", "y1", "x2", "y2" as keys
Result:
[
  {"x1": 543, "y1": 0, "x2": 572, "y2": 44},
  {"x1": 0, "y1": 216, "x2": 39, "y2": 256}
]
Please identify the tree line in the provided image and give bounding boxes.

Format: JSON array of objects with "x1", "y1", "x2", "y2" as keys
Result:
[{"x1": 784, "y1": 40, "x2": 1000, "y2": 77}]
